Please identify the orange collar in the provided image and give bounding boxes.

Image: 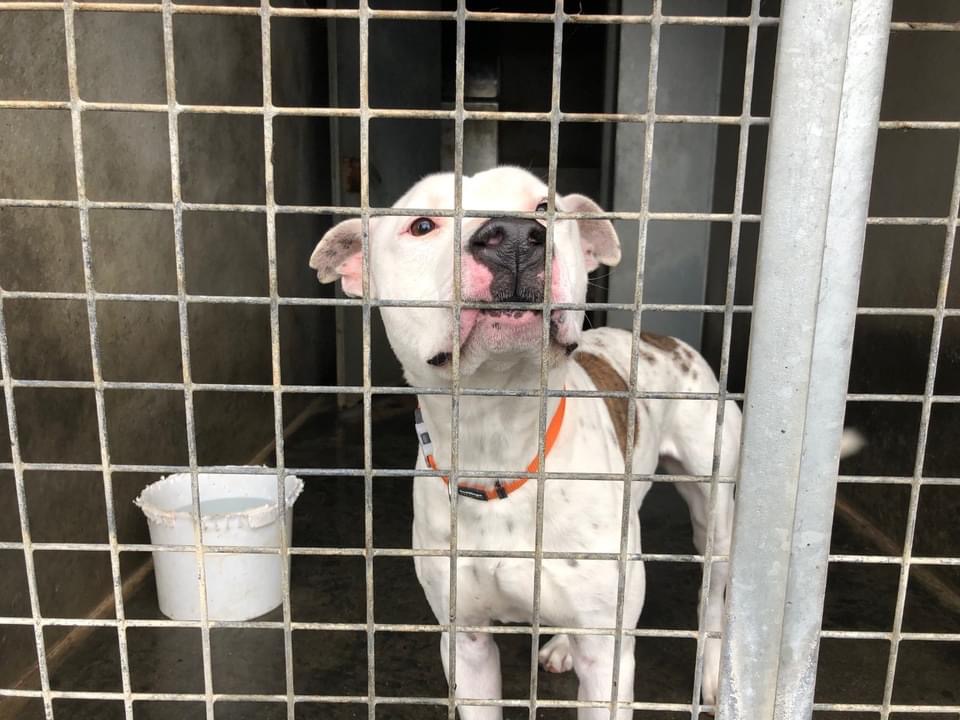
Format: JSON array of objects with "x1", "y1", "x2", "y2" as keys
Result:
[{"x1": 414, "y1": 396, "x2": 567, "y2": 501}]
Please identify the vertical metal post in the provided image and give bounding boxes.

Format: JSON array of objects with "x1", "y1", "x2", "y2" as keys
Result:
[
  {"x1": 445, "y1": 1, "x2": 465, "y2": 717},
  {"x1": 717, "y1": 2, "x2": 892, "y2": 719},
  {"x1": 159, "y1": 2, "x2": 217, "y2": 718},
  {"x1": 357, "y1": 5, "x2": 376, "y2": 720},
  {"x1": 326, "y1": 0, "x2": 350, "y2": 410},
  {"x1": 691, "y1": 2, "x2": 763, "y2": 715},
  {"x1": 774, "y1": 3, "x2": 893, "y2": 718},
  {"x1": 257, "y1": 2, "x2": 298, "y2": 718}
]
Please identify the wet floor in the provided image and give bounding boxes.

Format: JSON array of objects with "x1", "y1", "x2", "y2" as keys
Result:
[{"x1": 12, "y1": 397, "x2": 958, "y2": 719}]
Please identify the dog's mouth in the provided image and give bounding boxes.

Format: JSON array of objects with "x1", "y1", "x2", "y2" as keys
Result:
[
  {"x1": 426, "y1": 307, "x2": 574, "y2": 367},
  {"x1": 473, "y1": 305, "x2": 555, "y2": 335},
  {"x1": 478, "y1": 308, "x2": 540, "y2": 320}
]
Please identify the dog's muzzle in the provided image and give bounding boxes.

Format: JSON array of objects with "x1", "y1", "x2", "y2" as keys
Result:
[{"x1": 469, "y1": 217, "x2": 546, "y2": 303}]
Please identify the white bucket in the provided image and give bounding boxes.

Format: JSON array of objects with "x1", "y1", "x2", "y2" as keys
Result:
[{"x1": 135, "y1": 472, "x2": 303, "y2": 621}]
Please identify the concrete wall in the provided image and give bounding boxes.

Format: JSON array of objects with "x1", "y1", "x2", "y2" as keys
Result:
[
  {"x1": 0, "y1": 6, "x2": 335, "y2": 688},
  {"x1": 332, "y1": 5, "x2": 443, "y2": 390},
  {"x1": 607, "y1": 0, "x2": 728, "y2": 349}
]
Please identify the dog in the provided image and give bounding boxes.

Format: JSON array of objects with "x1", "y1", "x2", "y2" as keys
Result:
[{"x1": 310, "y1": 166, "x2": 739, "y2": 718}]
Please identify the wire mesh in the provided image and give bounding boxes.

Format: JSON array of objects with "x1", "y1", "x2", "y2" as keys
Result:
[{"x1": 0, "y1": 1, "x2": 958, "y2": 719}]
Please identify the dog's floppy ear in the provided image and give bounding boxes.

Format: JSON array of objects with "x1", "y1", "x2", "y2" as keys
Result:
[
  {"x1": 309, "y1": 218, "x2": 364, "y2": 297},
  {"x1": 562, "y1": 194, "x2": 621, "y2": 271}
]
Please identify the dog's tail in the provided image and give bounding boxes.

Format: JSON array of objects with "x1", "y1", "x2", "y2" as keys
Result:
[{"x1": 840, "y1": 428, "x2": 866, "y2": 459}]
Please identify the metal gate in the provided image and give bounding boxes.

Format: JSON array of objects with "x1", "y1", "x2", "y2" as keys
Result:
[{"x1": 0, "y1": 0, "x2": 958, "y2": 719}]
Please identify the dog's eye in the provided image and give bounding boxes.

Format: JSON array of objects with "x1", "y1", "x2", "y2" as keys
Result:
[
  {"x1": 409, "y1": 217, "x2": 436, "y2": 237},
  {"x1": 536, "y1": 201, "x2": 549, "y2": 213}
]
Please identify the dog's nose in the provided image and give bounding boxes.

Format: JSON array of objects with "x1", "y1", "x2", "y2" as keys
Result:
[
  {"x1": 470, "y1": 217, "x2": 545, "y2": 253},
  {"x1": 469, "y1": 218, "x2": 546, "y2": 301}
]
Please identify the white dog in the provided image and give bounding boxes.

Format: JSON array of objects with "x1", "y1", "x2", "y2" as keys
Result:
[{"x1": 310, "y1": 167, "x2": 739, "y2": 717}]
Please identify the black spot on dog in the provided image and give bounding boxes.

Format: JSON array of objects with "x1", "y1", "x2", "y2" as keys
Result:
[
  {"x1": 566, "y1": 559, "x2": 579, "y2": 568},
  {"x1": 427, "y1": 352, "x2": 452, "y2": 367}
]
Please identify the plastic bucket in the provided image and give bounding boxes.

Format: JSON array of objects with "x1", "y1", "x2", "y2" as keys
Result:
[{"x1": 135, "y1": 472, "x2": 303, "y2": 621}]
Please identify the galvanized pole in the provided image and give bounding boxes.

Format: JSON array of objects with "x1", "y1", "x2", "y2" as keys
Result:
[
  {"x1": 717, "y1": 2, "x2": 892, "y2": 719},
  {"x1": 773, "y1": 2, "x2": 893, "y2": 718}
]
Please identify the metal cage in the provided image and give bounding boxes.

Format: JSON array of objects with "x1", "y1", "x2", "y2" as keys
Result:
[{"x1": 1, "y1": 0, "x2": 958, "y2": 718}]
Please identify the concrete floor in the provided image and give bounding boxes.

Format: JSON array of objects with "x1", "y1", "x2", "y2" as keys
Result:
[{"x1": 15, "y1": 397, "x2": 959, "y2": 720}]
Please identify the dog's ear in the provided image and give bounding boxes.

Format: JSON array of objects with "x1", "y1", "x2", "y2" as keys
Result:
[
  {"x1": 309, "y1": 218, "x2": 364, "y2": 297},
  {"x1": 562, "y1": 194, "x2": 621, "y2": 271}
]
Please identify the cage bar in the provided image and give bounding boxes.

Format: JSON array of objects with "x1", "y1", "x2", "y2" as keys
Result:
[
  {"x1": 526, "y1": 1, "x2": 565, "y2": 717},
  {"x1": 443, "y1": 0, "x2": 466, "y2": 716},
  {"x1": 772, "y1": 3, "x2": 893, "y2": 719},
  {"x1": 256, "y1": 0, "x2": 298, "y2": 716},
  {"x1": 717, "y1": 1, "x2": 894, "y2": 718},
  {"x1": 607, "y1": 0, "x2": 661, "y2": 717},
  {"x1": 0, "y1": 267, "x2": 56, "y2": 720},
  {"x1": 61, "y1": 0, "x2": 138, "y2": 717},
  {"x1": 688, "y1": 1, "x2": 762, "y2": 715},
  {"x1": 878, "y1": 70, "x2": 960, "y2": 720},
  {"x1": 356, "y1": 3, "x2": 377, "y2": 719},
  {"x1": 158, "y1": 0, "x2": 218, "y2": 716}
]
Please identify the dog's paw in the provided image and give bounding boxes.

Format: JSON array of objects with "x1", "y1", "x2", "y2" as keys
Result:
[{"x1": 538, "y1": 634, "x2": 574, "y2": 673}]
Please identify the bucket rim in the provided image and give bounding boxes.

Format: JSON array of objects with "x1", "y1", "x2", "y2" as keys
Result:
[{"x1": 134, "y1": 472, "x2": 304, "y2": 529}]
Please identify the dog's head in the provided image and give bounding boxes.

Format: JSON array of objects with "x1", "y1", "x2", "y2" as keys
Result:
[{"x1": 309, "y1": 166, "x2": 620, "y2": 384}]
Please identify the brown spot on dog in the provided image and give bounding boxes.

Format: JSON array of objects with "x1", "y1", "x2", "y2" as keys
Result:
[
  {"x1": 640, "y1": 350, "x2": 657, "y2": 365},
  {"x1": 640, "y1": 331, "x2": 678, "y2": 352},
  {"x1": 575, "y1": 351, "x2": 635, "y2": 460},
  {"x1": 670, "y1": 347, "x2": 692, "y2": 373}
]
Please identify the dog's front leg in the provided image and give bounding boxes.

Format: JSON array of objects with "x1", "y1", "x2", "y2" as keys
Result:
[
  {"x1": 569, "y1": 634, "x2": 635, "y2": 719},
  {"x1": 440, "y1": 630, "x2": 503, "y2": 719},
  {"x1": 415, "y1": 550, "x2": 504, "y2": 718}
]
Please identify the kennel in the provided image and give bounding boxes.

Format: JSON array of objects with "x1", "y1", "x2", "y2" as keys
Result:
[{"x1": 0, "y1": 0, "x2": 958, "y2": 719}]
